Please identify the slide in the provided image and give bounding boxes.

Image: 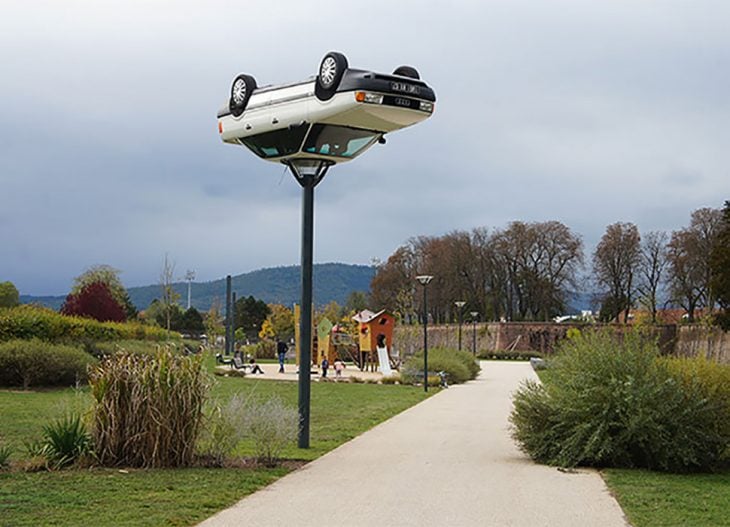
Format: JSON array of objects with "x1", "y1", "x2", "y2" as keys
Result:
[{"x1": 376, "y1": 346, "x2": 393, "y2": 376}]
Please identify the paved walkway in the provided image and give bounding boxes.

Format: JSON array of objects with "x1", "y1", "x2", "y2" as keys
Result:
[{"x1": 199, "y1": 361, "x2": 630, "y2": 527}]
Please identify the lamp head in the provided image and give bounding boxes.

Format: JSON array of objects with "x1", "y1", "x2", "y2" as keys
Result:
[
  {"x1": 455, "y1": 301, "x2": 466, "y2": 308},
  {"x1": 470, "y1": 311, "x2": 479, "y2": 319},
  {"x1": 415, "y1": 275, "x2": 434, "y2": 286}
]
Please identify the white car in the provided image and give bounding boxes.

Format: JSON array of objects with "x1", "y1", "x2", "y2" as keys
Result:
[{"x1": 217, "y1": 52, "x2": 436, "y2": 164}]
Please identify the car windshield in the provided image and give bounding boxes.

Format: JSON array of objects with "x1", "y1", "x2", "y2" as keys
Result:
[
  {"x1": 240, "y1": 126, "x2": 308, "y2": 159},
  {"x1": 303, "y1": 125, "x2": 379, "y2": 158}
]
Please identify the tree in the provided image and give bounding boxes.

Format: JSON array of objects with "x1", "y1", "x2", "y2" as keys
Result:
[
  {"x1": 637, "y1": 231, "x2": 669, "y2": 323},
  {"x1": 61, "y1": 281, "x2": 126, "y2": 322},
  {"x1": 0, "y1": 281, "x2": 20, "y2": 308},
  {"x1": 234, "y1": 295, "x2": 271, "y2": 339},
  {"x1": 710, "y1": 201, "x2": 730, "y2": 329},
  {"x1": 667, "y1": 207, "x2": 722, "y2": 322},
  {"x1": 263, "y1": 304, "x2": 295, "y2": 340},
  {"x1": 71, "y1": 265, "x2": 137, "y2": 319},
  {"x1": 159, "y1": 255, "x2": 180, "y2": 332},
  {"x1": 180, "y1": 307, "x2": 205, "y2": 333},
  {"x1": 593, "y1": 222, "x2": 641, "y2": 322},
  {"x1": 345, "y1": 291, "x2": 368, "y2": 313},
  {"x1": 370, "y1": 245, "x2": 417, "y2": 319},
  {"x1": 318, "y1": 301, "x2": 343, "y2": 325}
]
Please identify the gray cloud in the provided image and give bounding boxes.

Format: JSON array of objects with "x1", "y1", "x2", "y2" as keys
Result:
[{"x1": 1, "y1": 0, "x2": 729, "y2": 296}]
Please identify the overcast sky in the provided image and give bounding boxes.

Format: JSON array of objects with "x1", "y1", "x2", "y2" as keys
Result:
[{"x1": 2, "y1": 0, "x2": 728, "y2": 296}]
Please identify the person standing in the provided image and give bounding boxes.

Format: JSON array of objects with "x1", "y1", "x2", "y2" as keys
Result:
[
  {"x1": 334, "y1": 358, "x2": 345, "y2": 378},
  {"x1": 277, "y1": 339, "x2": 288, "y2": 373},
  {"x1": 321, "y1": 356, "x2": 329, "y2": 378}
]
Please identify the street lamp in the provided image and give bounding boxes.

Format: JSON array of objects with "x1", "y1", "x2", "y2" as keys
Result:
[
  {"x1": 470, "y1": 311, "x2": 479, "y2": 357},
  {"x1": 286, "y1": 159, "x2": 332, "y2": 449},
  {"x1": 416, "y1": 275, "x2": 434, "y2": 393},
  {"x1": 454, "y1": 301, "x2": 466, "y2": 351}
]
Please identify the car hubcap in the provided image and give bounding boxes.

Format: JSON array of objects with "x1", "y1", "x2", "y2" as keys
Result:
[
  {"x1": 320, "y1": 57, "x2": 337, "y2": 87},
  {"x1": 232, "y1": 79, "x2": 247, "y2": 105}
]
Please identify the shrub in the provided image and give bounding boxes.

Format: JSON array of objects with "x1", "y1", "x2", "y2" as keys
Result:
[
  {"x1": 197, "y1": 400, "x2": 240, "y2": 466},
  {"x1": 478, "y1": 350, "x2": 543, "y2": 361},
  {"x1": 88, "y1": 350, "x2": 210, "y2": 468},
  {"x1": 0, "y1": 339, "x2": 97, "y2": 388},
  {"x1": 42, "y1": 414, "x2": 92, "y2": 468},
  {"x1": 401, "y1": 348, "x2": 479, "y2": 385},
  {"x1": 510, "y1": 330, "x2": 730, "y2": 472},
  {"x1": 0, "y1": 305, "x2": 170, "y2": 343},
  {"x1": 380, "y1": 374, "x2": 401, "y2": 385},
  {"x1": 61, "y1": 281, "x2": 127, "y2": 322},
  {"x1": 241, "y1": 340, "x2": 276, "y2": 359},
  {"x1": 0, "y1": 441, "x2": 11, "y2": 468},
  {"x1": 85, "y1": 339, "x2": 191, "y2": 359},
  {"x1": 241, "y1": 396, "x2": 298, "y2": 466}
]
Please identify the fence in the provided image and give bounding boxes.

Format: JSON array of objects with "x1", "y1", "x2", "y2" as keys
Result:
[{"x1": 393, "y1": 322, "x2": 729, "y2": 364}]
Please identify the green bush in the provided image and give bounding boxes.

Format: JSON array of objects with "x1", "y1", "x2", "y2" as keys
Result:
[
  {"x1": 42, "y1": 414, "x2": 92, "y2": 468},
  {"x1": 478, "y1": 350, "x2": 543, "y2": 361},
  {"x1": 0, "y1": 305, "x2": 170, "y2": 343},
  {"x1": 510, "y1": 330, "x2": 730, "y2": 472},
  {"x1": 241, "y1": 339, "x2": 276, "y2": 359},
  {"x1": 89, "y1": 350, "x2": 210, "y2": 468},
  {"x1": 401, "y1": 348, "x2": 480, "y2": 385},
  {"x1": 85, "y1": 339, "x2": 194, "y2": 359},
  {"x1": 0, "y1": 339, "x2": 97, "y2": 388}
]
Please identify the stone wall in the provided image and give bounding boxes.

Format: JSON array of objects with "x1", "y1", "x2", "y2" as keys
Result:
[
  {"x1": 674, "y1": 325, "x2": 730, "y2": 363},
  {"x1": 393, "y1": 322, "x2": 729, "y2": 364}
]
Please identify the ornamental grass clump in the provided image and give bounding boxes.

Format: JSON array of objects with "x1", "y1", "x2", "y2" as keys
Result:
[
  {"x1": 89, "y1": 350, "x2": 210, "y2": 468},
  {"x1": 510, "y1": 330, "x2": 730, "y2": 472},
  {"x1": 42, "y1": 414, "x2": 92, "y2": 468}
]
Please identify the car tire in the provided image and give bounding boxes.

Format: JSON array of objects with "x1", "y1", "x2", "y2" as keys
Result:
[
  {"x1": 229, "y1": 74, "x2": 257, "y2": 117},
  {"x1": 393, "y1": 66, "x2": 420, "y2": 80},
  {"x1": 315, "y1": 51, "x2": 348, "y2": 101}
]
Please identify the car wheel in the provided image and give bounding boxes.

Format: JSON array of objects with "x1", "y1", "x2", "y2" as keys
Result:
[
  {"x1": 393, "y1": 66, "x2": 420, "y2": 80},
  {"x1": 315, "y1": 51, "x2": 348, "y2": 101},
  {"x1": 229, "y1": 74, "x2": 257, "y2": 117}
]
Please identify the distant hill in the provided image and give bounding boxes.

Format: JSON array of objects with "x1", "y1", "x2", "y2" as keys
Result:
[{"x1": 20, "y1": 263, "x2": 376, "y2": 312}]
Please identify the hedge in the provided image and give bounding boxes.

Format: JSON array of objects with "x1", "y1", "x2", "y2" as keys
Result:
[
  {"x1": 401, "y1": 347, "x2": 480, "y2": 385},
  {"x1": 0, "y1": 305, "x2": 170, "y2": 343},
  {"x1": 0, "y1": 339, "x2": 97, "y2": 388}
]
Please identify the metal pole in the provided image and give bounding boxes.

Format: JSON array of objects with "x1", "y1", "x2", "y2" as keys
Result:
[
  {"x1": 458, "y1": 310, "x2": 463, "y2": 351},
  {"x1": 472, "y1": 319, "x2": 476, "y2": 356},
  {"x1": 286, "y1": 160, "x2": 330, "y2": 450},
  {"x1": 423, "y1": 285, "x2": 428, "y2": 393},
  {"x1": 225, "y1": 275, "x2": 232, "y2": 355},
  {"x1": 298, "y1": 173, "x2": 317, "y2": 449},
  {"x1": 231, "y1": 292, "x2": 237, "y2": 356}
]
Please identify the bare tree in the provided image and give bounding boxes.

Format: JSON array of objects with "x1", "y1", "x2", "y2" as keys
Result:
[
  {"x1": 159, "y1": 254, "x2": 180, "y2": 333},
  {"x1": 637, "y1": 231, "x2": 669, "y2": 323},
  {"x1": 593, "y1": 222, "x2": 641, "y2": 322},
  {"x1": 667, "y1": 207, "x2": 722, "y2": 321}
]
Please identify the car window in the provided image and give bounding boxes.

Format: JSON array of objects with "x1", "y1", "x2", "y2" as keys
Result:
[
  {"x1": 240, "y1": 126, "x2": 309, "y2": 159},
  {"x1": 303, "y1": 125, "x2": 379, "y2": 158}
]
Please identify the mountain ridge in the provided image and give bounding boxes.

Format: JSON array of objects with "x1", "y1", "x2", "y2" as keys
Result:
[{"x1": 20, "y1": 263, "x2": 376, "y2": 312}]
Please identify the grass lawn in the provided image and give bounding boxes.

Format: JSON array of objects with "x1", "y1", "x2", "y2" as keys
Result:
[
  {"x1": 602, "y1": 468, "x2": 730, "y2": 527},
  {"x1": 0, "y1": 357, "x2": 431, "y2": 526}
]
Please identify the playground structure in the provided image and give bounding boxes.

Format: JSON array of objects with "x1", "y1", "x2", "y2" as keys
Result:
[{"x1": 295, "y1": 307, "x2": 398, "y2": 375}]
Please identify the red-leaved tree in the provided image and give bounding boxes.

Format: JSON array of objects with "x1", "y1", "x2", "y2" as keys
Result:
[{"x1": 61, "y1": 281, "x2": 127, "y2": 322}]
